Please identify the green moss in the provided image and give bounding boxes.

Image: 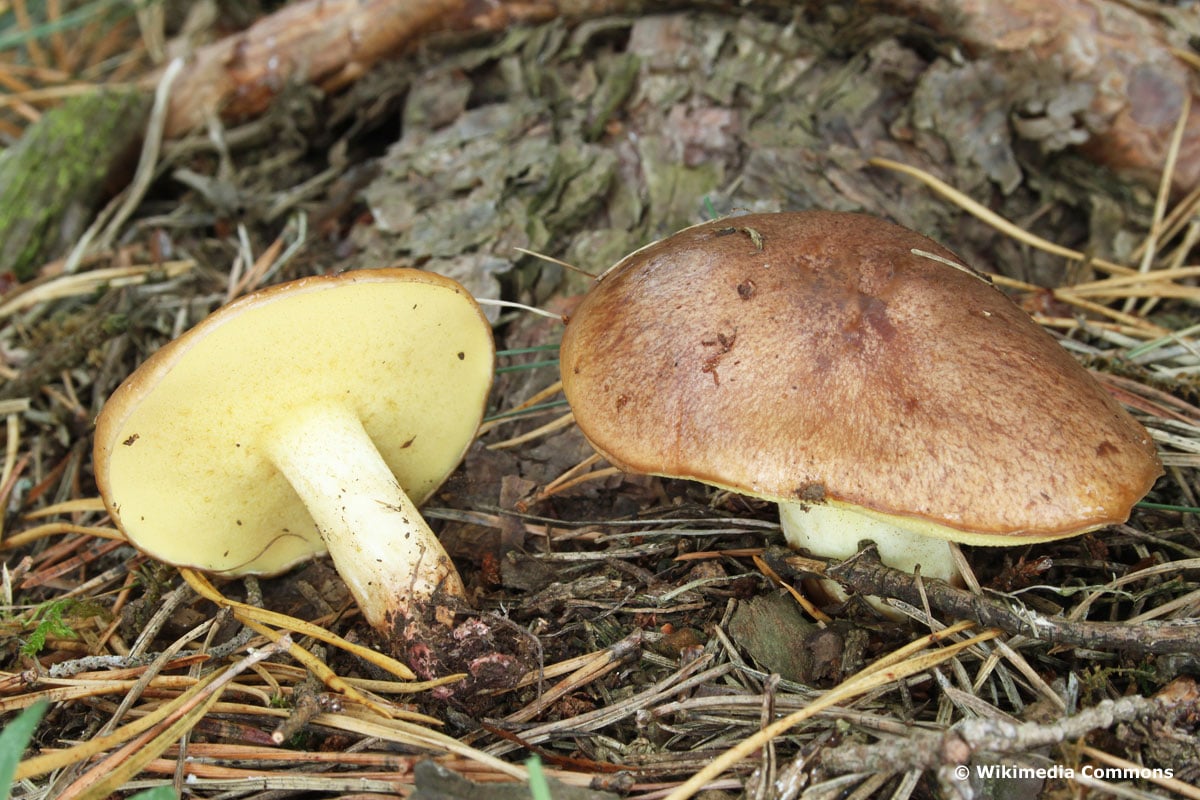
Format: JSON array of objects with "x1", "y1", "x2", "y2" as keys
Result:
[{"x1": 0, "y1": 88, "x2": 148, "y2": 280}]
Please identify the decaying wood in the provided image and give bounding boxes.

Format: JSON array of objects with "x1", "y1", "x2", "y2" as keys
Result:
[
  {"x1": 883, "y1": 0, "x2": 1200, "y2": 194},
  {"x1": 158, "y1": 0, "x2": 462, "y2": 137},
  {"x1": 157, "y1": 0, "x2": 674, "y2": 137},
  {"x1": 0, "y1": 89, "x2": 148, "y2": 281},
  {"x1": 4, "y1": 0, "x2": 1192, "y2": 284},
  {"x1": 156, "y1": 0, "x2": 1200, "y2": 197}
]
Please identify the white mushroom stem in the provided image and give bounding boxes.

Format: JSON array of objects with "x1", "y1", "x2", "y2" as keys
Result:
[
  {"x1": 779, "y1": 501, "x2": 959, "y2": 585},
  {"x1": 264, "y1": 404, "x2": 465, "y2": 631}
]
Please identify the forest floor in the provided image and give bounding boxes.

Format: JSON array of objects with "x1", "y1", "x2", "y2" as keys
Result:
[{"x1": 2, "y1": 3, "x2": 1200, "y2": 799}]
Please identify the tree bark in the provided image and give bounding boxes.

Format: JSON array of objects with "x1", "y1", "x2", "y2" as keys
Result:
[
  {"x1": 0, "y1": 89, "x2": 148, "y2": 281},
  {"x1": 158, "y1": 0, "x2": 1200, "y2": 194},
  {"x1": 882, "y1": 0, "x2": 1200, "y2": 194}
]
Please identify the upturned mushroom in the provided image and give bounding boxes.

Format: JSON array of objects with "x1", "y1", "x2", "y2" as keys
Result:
[
  {"x1": 94, "y1": 268, "x2": 493, "y2": 631},
  {"x1": 559, "y1": 211, "x2": 1161, "y2": 592}
]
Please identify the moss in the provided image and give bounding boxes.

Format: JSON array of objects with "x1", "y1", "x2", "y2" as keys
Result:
[{"x1": 0, "y1": 88, "x2": 148, "y2": 280}]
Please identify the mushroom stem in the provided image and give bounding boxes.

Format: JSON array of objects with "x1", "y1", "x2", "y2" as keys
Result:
[
  {"x1": 779, "y1": 501, "x2": 959, "y2": 585},
  {"x1": 264, "y1": 404, "x2": 465, "y2": 630}
]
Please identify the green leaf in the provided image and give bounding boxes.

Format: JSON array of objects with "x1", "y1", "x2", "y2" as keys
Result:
[
  {"x1": 128, "y1": 787, "x2": 179, "y2": 800},
  {"x1": 525, "y1": 755, "x2": 551, "y2": 800},
  {"x1": 20, "y1": 599, "x2": 80, "y2": 657},
  {"x1": 1, "y1": 700, "x2": 47, "y2": 800}
]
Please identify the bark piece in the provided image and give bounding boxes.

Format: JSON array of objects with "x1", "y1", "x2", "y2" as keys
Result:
[
  {"x1": 0, "y1": 89, "x2": 148, "y2": 280},
  {"x1": 884, "y1": 0, "x2": 1200, "y2": 193},
  {"x1": 728, "y1": 591, "x2": 845, "y2": 685}
]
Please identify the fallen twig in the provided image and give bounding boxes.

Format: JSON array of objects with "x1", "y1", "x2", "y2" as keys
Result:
[
  {"x1": 775, "y1": 546, "x2": 1200, "y2": 655},
  {"x1": 819, "y1": 677, "x2": 1197, "y2": 776},
  {"x1": 662, "y1": 623, "x2": 1001, "y2": 800}
]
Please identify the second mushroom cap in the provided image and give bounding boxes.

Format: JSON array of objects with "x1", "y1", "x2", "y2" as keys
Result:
[{"x1": 559, "y1": 211, "x2": 1161, "y2": 544}]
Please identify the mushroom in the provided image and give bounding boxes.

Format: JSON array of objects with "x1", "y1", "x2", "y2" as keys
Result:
[
  {"x1": 94, "y1": 268, "x2": 493, "y2": 631},
  {"x1": 559, "y1": 211, "x2": 1161, "y2": 592}
]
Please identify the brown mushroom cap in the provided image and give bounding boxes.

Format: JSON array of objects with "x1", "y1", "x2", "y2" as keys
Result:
[{"x1": 560, "y1": 211, "x2": 1161, "y2": 544}]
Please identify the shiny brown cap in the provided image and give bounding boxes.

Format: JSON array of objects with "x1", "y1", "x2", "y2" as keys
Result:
[{"x1": 559, "y1": 211, "x2": 1161, "y2": 543}]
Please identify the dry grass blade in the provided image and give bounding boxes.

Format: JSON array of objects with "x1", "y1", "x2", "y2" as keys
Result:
[
  {"x1": 530, "y1": 453, "x2": 621, "y2": 505},
  {"x1": 1, "y1": 522, "x2": 124, "y2": 548},
  {"x1": 1064, "y1": 557, "x2": 1200, "y2": 622},
  {"x1": 11, "y1": 0, "x2": 50, "y2": 69},
  {"x1": 0, "y1": 675, "x2": 200, "y2": 714},
  {"x1": 21, "y1": 497, "x2": 108, "y2": 518},
  {"x1": 502, "y1": 634, "x2": 636, "y2": 723},
  {"x1": 663, "y1": 624, "x2": 1000, "y2": 800},
  {"x1": 1047, "y1": 290, "x2": 1168, "y2": 334},
  {"x1": 54, "y1": 636, "x2": 291, "y2": 800},
  {"x1": 504, "y1": 640, "x2": 638, "y2": 691},
  {"x1": 486, "y1": 657, "x2": 732, "y2": 759},
  {"x1": 487, "y1": 410, "x2": 576, "y2": 450},
  {"x1": 870, "y1": 158, "x2": 1189, "y2": 337},
  {"x1": 513, "y1": 246, "x2": 598, "y2": 278},
  {"x1": 58, "y1": 678, "x2": 229, "y2": 798},
  {"x1": 0, "y1": 261, "x2": 196, "y2": 320},
  {"x1": 752, "y1": 551, "x2": 832, "y2": 624},
  {"x1": 180, "y1": 568, "x2": 421, "y2": 684},
  {"x1": 868, "y1": 157, "x2": 1137, "y2": 277},
  {"x1": 227, "y1": 226, "x2": 288, "y2": 300},
  {"x1": 1130, "y1": 90, "x2": 1191, "y2": 316},
  {"x1": 1076, "y1": 745, "x2": 1200, "y2": 800},
  {"x1": 860, "y1": 620, "x2": 981, "y2": 673},
  {"x1": 477, "y1": 380, "x2": 566, "y2": 435},
  {"x1": 68, "y1": 57, "x2": 183, "y2": 272},
  {"x1": 13, "y1": 637, "x2": 281, "y2": 782},
  {"x1": 0, "y1": 80, "x2": 102, "y2": 110},
  {"x1": 0, "y1": 411, "x2": 28, "y2": 533},
  {"x1": 315, "y1": 711, "x2": 529, "y2": 781},
  {"x1": 1065, "y1": 265, "x2": 1200, "y2": 296},
  {"x1": 1131, "y1": 182, "x2": 1200, "y2": 264},
  {"x1": 232, "y1": 616, "x2": 433, "y2": 722}
]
